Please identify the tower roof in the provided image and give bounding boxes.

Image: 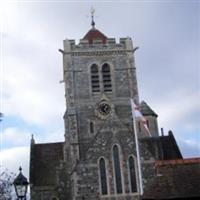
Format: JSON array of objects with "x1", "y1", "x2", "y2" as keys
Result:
[
  {"x1": 83, "y1": 28, "x2": 107, "y2": 44},
  {"x1": 83, "y1": 7, "x2": 107, "y2": 44}
]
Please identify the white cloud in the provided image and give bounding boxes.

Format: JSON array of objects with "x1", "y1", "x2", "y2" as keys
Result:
[
  {"x1": 0, "y1": 1, "x2": 18, "y2": 34},
  {"x1": 177, "y1": 138, "x2": 200, "y2": 158},
  {"x1": 153, "y1": 89, "x2": 200, "y2": 131},
  {"x1": 3, "y1": 36, "x2": 65, "y2": 126},
  {"x1": 34, "y1": 129, "x2": 64, "y2": 144},
  {"x1": 2, "y1": 127, "x2": 30, "y2": 147},
  {"x1": 0, "y1": 146, "x2": 29, "y2": 179},
  {"x1": 2, "y1": 126, "x2": 64, "y2": 149}
]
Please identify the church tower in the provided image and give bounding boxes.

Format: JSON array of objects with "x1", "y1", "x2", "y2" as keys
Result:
[{"x1": 60, "y1": 12, "x2": 157, "y2": 199}]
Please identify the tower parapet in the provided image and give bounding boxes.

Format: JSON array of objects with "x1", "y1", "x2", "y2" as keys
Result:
[{"x1": 63, "y1": 37, "x2": 136, "y2": 52}]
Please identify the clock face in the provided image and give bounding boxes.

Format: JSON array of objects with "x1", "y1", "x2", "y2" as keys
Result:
[
  {"x1": 96, "y1": 101, "x2": 112, "y2": 119},
  {"x1": 98, "y1": 102, "x2": 111, "y2": 116}
]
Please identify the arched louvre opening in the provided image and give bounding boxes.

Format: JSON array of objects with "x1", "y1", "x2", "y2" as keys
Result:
[
  {"x1": 102, "y1": 64, "x2": 112, "y2": 92},
  {"x1": 99, "y1": 158, "x2": 108, "y2": 195},
  {"x1": 91, "y1": 64, "x2": 100, "y2": 93},
  {"x1": 128, "y1": 156, "x2": 137, "y2": 193},
  {"x1": 113, "y1": 145, "x2": 123, "y2": 194}
]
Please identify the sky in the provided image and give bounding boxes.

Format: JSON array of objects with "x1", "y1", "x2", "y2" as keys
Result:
[{"x1": 0, "y1": 0, "x2": 199, "y2": 181}]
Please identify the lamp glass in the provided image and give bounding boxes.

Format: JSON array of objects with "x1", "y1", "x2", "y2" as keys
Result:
[{"x1": 16, "y1": 184, "x2": 27, "y2": 197}]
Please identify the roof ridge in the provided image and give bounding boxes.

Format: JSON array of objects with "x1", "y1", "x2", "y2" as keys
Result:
[
  {"x1": 155, "y1": 158, "x2": 200, "y2": 166},
  {"x1": 34, "y1": 141, "x2": 64, "y2": 146}
]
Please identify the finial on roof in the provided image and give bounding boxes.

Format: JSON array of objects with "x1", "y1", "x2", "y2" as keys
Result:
[
  {"x1": 19, "y1": 166, "x2": 22, "y2": 173},
  {"x1": 90, "y1": 7, "x2": 95, "y2": 29},
  {"x1": 31, "y1": 134, "x2": 35, "y2": 145}
]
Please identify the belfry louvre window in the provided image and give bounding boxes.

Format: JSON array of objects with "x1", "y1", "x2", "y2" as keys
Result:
[
  {"x1": 113, "y1": 145, "x2": 123, "y2": 194},
  {"x1": 99, "y1": 158, "x2": 108, "y2": 195},
  {"x1": 102, "y1": 64, "x2": 112, "y2": 92},
  {"x1": 91, "y1": 64, "x2": 100, "y2": 93},
  {"x1": 128, "y1": 156, "x2": 137, "y2": 193}
]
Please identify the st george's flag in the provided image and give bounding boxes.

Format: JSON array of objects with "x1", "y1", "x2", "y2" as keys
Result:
[{"x1": 130, "y1": 99, "x2": 151, "y2": 136}]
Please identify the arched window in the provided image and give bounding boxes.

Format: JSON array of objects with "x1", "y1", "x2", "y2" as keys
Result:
[
  {"x1": 102, "y1": 64, "x2": 112, "y2": 92},
  {"x1": 113, "y1": 145, "x2": 123, "y2": 194},
  {"x1": 128, "y1": 156, "x2": 137, "y2": 193},
  {"x1": 91, "y1": 64, "x2": 100, "y2": 93},
  {"x1": 99, "y1": 158, "x2": 108, "y2": 195}
]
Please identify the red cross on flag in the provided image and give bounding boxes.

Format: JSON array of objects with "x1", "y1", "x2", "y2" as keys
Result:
[{"x1": 131, "y1": 99, "x2": 151, "y2": 137}]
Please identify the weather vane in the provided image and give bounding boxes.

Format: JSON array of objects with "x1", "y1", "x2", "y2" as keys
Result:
[{"x1": 90, "y1": 7, "x2": 95, "y2": 29}]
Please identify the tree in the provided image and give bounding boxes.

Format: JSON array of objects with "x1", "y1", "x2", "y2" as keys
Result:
[
  {"x1": 0, "y1": 112, "x2": 3, "y2": 122},
  {"x1": 0, "y1": 167, "x2": 16, "y2": 200}
]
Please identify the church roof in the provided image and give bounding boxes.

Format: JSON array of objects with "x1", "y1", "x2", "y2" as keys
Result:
[
  {"x1": 83, "y1": 28, "x2": 107, "y2": 44},
  {"x1": 140, "y1": 131, "x2": 182, "y2": 160},
  {"x1": 140, "y1": 101, "x2": 158, "y2": 117},
  {"x1": 143, "y1": 158, "x2": 200, "y2": 199},
  {"x1": 30, "y1": 142, "x2": 64, "y2": 186}
]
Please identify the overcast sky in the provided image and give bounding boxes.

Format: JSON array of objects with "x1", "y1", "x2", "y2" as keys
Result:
[{"x1": 0, "y1": 1, "x2": 199, "y2": 179}]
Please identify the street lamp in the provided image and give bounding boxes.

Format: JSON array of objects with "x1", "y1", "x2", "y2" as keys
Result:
[{"x1": 13, "y1": 166, "x2": 29, "y2": 200}]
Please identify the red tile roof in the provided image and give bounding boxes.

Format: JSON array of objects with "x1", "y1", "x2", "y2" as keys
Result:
[
  {"x1": 155, "y1": 158, "x2": 200, "y2": 167},
  {"x1": 83, "y1": 28, "x2": 107, "y2": 44}
]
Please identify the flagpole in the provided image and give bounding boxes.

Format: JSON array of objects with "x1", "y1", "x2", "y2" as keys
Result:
[{"x1": 130, "y1": 99, "x2": 144, "y2": 195}]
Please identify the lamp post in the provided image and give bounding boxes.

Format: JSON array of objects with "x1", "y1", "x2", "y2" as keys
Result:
[{"x1": 13, "y1": 167, "x2": 29, "y2": 200}]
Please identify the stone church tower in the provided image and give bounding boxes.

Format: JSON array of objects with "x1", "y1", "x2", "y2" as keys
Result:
[
  {"x1": 60, "y1": 17, "x2": 159, "y2": 199},
  {"x1": 30, "y1": 16, "x2": 182, "y2": 200}
]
